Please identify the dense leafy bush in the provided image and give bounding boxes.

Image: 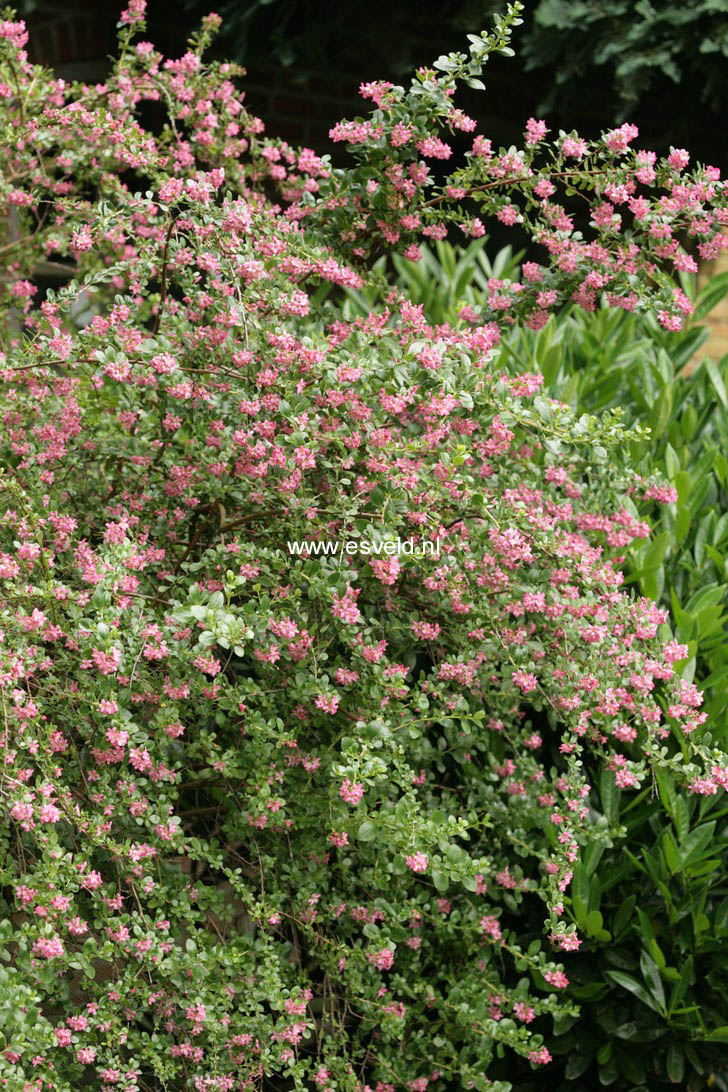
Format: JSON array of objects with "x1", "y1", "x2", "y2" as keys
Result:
[
  {"x1": 387, "y1": 245, "x2": 728, "y2": 737},
  {"x1": 383, "y1": 244, "x2": 728, "y2": 1088},
  {"x1": 1, "y1": 3, "x2": 728, "y2": 1090},
  {"x1": 546, "y1": 766, "x2": 728, "y2": 1091},
  {"x1": 515, "y1": 0, "x2": 728, "y2": 122},
  {"x1": 500, "y1": 299, "x2": 728, "y2": 734}
]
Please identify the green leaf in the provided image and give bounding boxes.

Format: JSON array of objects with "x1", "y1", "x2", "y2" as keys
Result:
[
  {"x1": 583, "y1": 840, "x2": 605, "y2": 877},
  {"x1": 357, "y1": 820, "x2": 376, "y2": 841},
  {"x1": 680, "y1": 404, "x2": 699, "y2": 441},
  {"x1": 572, "y1": 894, "x2": 588, "y2": 928},
  {"x1": 662, "y1": 830, "x2": 681, "y2": 875},
  {"x1": 705, "y1": 544, "x2": 725, "y2": 576},
  {"x1": 600, "y1": 769, "x2": 620, "y2": 825},
  {"x1": 694, "y1": 513, "x2": 714, "y2": 566},
  {"x1": 678, "y1": 821, "x2": 716, "y2": 867},
  {"x1": 715, "y1": 450, "x2": 728, "y2": 485},
  {"x1": 705, "y1": 1026, "x2": 728, "y2": 1042},
  {"x1": 431, "y1": 869, "x2": 449, "y2": 892},
  {"x1": 617, "y1": 1048, "x2": 646, "y2": 1085},
  {"x1": 693, "y1": 274, "x2": 728, "y2": 322},
  {"x1": 673, "y1": 470, "x2": 691, "y2": 505},
  {"x1": 654, "y1": 768, "x2": 676, "y2": 817},
  {"x1": 647, "y1": 386, "x2": 672, "y2": 437},
  {"x1": 685, "y1": 584, "x2": 724, "y2": 612},
  {"x1": 674, "y1": 506, "x2": 691, "y2": 544},
  {"x1": 540, "y1": 344, "x2": 563, "y2": 386},
  {"x1": 664, "y1": 442, "x2": 680, "y2": 479},
  {"x1": 585, "y1": 909, "x2": 604, "y2": 936},
  {"x1": 674, "y1": 797, "x2": 690, "y2": 842},
  {"x1": 642, "y1": 531, "x2": 670, "y2": 573},
  {"x1": 565, "y1": 1049, "x2": 593, "y2": 1079},
  {"x1": 704, "y1": 356, "x2": 728, "y2": 408},
  {"x1": 637, "y1": 956, "x2": 665, "y2": 1014},
  {"x1": 605, "y1": 970, "x2": 662, "y2": 1014},
  {"x1": 666, "y1": 1044, "x2": 684, "y2": 1084},
  {"x1": 612, "y1": 895, "x2": 635, "y2": 939},
  {"x1": 598, "y1": 1053, "x2": 619, "y2": 1084},
  {"x1": 572, "y1": 860, "x2": 590, "y2": 908}
]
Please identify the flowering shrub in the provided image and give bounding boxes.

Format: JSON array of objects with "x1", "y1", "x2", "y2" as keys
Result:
[
  {"x1": 384, "y1": 240, "x2": 728, "y2": 735},
  {"x1": 375, "y1": 244, "x2": 728, "y2": 1087},
  {"x1": 1, "y1": 3, "x2": 728, "y2": 1090}
]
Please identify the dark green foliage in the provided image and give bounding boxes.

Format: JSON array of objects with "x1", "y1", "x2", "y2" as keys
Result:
[
  {"x1": 544, "y1": 768, "x2": 728, "y2": 1090},
  {"x1": 517, "y1": 0, "x2": 728, "y2": 121}
]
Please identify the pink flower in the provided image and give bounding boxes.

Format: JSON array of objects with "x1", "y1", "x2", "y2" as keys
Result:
[
  {"x1": 91, "y1": 647, "x2": 121, "y2": 675},
  {"x1": 405, "y1": 852, "x2": 428, "y2": 873},
  {"x1": 37, "y1": 802, "x2": 61, "y2": 824},
  {"x1": 658, "y1": 310, "x2": 682, "y2": 331},
  {"x1": 150, "y1": 352, "x2": 177, "y2": 375},
  {"x1": 544, "y1": 969, "x2": 569, "y2": 988},
  {"x1": 604, "y1": 122, "x2": 638, "y2": 153},
  {"x1": 549, "y1": 931, "x2": 581, "y2": 951},
  {"x1": 193, "y1": 654, "x2": 221, "y2": 676},
  {"x1": 33, "y1": 936, "x2": 65, "y2": 959},
  {"x1": 368, "y1": 947, "x2": 394, "y2": 970},
  {"x1": 370, "y1": 557, "x2": 401, "y2": 585},
  {"x1": 70, "y1": 225, "x2": 93, "y2": 253},
  {"x1": 664, "y1": 640, "x2": 688, "y2": 663},
  {"x1": 11, "y1": 801, "x2": 34, "y2": 829},
  {"x1": 497, "y1": 205, "x2": 519, "y2": 226},
  {"x1": 668, "y1": 148, "x2": 689, "y2": 170},
  {"x1": 314, "y1": 692, "x2": 340, "y2": 715},
  {"x1": 332, "y1": 585, "x2": 361, "y2": 624},
  {"x1": 158, "y1": 178, "x2": 184, "y2": 203},
  {"x1": 480, "y1": 915, "x2": 502, "y2": 941},
  {"x1": 512, "y1": 669, "x2": 538, "y2": 694},
  {"x1": 416, "y1": 137, "x2": 452, "y2": 159},
  {"x1": 120, "y1": 0, "x2": 146, "y2": 24},
  {"x1": 106, "y1": 726, "x2": 128, "y2": 748},
  {"x1": 561, "y1": 135, "x2": 587, "y2": 159},
  {"x1": 390, "y1": 122, "x2": 414, "y2": 147},
  {"x1": 525, "y1": 117, "x2": 548, "y2": 145},
  {"x1": 339, "y1": 779, "x2": 364, "y2": 806}
]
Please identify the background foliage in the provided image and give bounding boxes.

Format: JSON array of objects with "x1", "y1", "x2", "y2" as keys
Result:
[{"x1": 376, "y1": 241, "x2": 728, "y2": 1089}]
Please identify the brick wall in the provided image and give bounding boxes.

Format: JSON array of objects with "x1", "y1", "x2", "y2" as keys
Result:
[{"x1": 695, "y1": 230, "x2": 728, "y2": 363}]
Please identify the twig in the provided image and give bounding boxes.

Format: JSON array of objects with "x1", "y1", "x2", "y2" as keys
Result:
[{"x1": 152, "y1": 216, "x2": 179, "y2": 335}]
